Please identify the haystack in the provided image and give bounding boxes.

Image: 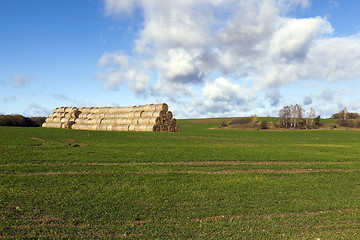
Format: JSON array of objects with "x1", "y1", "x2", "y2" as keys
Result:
[{"x1": 42, "y1": 103, "x2": 181, "y2": 132}]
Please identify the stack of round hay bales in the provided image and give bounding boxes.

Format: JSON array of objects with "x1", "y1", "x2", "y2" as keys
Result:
[
  {"x1": 43, "y1": 103, "x2": 181, "y2": 132},
  {"x1": 42, "y1": 107, "x2": 80, "y2": 129}
]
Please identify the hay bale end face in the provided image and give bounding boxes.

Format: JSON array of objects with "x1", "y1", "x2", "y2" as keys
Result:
[{"x1": 42, "y1": 103, "x2": 181, "y2": 133}]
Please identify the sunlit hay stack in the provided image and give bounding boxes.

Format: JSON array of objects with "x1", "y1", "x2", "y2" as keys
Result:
[
  {"x1": 43, "y1": 107, "x2": 80, "y2": 129},
  {"x1": 42, "y1": 103, "x2": 181, "y2": 132}
]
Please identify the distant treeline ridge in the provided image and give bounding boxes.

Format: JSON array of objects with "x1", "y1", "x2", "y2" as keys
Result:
[{"x1": 0, "y1": 114, "x2": 46, "y2": 127}]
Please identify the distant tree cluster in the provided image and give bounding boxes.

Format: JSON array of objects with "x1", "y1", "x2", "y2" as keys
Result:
[
  {"x1": 332, "y1": 108, "x2": 360, "y2": 128},
  {"x1": 278, "y1": 104, "x2": 320, "y2": 129},
  {"x1": 0, "y1": 114, "x2": 46, "y2": 127},
  {"x1": 330, "y1": 107, "x2": 360, "y2": 120}
]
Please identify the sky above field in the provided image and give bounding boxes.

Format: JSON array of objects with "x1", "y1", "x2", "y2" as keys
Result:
[{"x1": 1, "y1": 0, "x2": 360, "y2": 118}]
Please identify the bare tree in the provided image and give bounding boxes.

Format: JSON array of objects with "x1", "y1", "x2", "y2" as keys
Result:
[
  {"x1": 290, "y1": 104, "x2": 304, "y2": 128},
  {"x1": 279, "y1": 105, "x2": 291, "y2": 128},
  {"x1": 306, "y1": 107, "x2": 315, "y2": 129}
]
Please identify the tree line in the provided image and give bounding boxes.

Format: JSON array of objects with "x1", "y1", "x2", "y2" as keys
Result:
[
  {"x1": 278, "y1": 104, "x2": 320, "y2": 129},
  {"x1": 279, "y1": 105, "x2": 360, "y2": 129},
  {"x1": 0, "y1": 114, "x2": 46, "y2": 127}
]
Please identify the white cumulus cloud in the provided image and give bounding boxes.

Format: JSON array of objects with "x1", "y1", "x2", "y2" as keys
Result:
[{"x1": 99, "y1": 0, "x2": 360, "y2": 117}]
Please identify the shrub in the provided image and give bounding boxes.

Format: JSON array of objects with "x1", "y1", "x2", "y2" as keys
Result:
[
  {"x1": 220, "y1": 122, "x2": 228, "y2": 127},
  {"x1": 260, "y1": 121, "x2": 269, "y2": 129},
  {"x1": 229, "y1": 117, "x2": 252, "y2": 125}
]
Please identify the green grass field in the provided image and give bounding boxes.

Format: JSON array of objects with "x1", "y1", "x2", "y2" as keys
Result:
[{"x1": 2, "y1": 119, "x2": 360, "y2": 239}]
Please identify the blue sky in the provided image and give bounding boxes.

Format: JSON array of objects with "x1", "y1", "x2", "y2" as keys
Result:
[{"x1": 1, "y1": 0, "x2": 360, "y2": 118}]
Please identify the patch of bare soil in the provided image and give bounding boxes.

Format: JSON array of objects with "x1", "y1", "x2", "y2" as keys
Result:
[{"x1": 28, "y1": 137, "x2": 45, "y2": 141}]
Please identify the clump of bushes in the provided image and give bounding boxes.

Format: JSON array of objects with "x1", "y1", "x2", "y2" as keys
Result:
[
  {"x1": 0, "y1": 114, "x2": 46, "y2": 127},
  {"x1": 229, "y1": 117, "x2": 252, "y2": 125},
  {"x1": 259, "y1": 121, "x2": 269, "y2": 129}
]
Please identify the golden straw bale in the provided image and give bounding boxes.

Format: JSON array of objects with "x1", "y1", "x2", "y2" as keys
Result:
[
  {"x1": 133, "y1": 104, "x2": 154, "y2": 111},
  {"x1": 160, "y1": 125, "x2": 168, "y2": 132},
  {"x1": 75, "y1": 118, "x2": 85, "y2": 124},
  {"x1": 112, "y1": 125, "x2": 130, "y2": 131},
  {"x1": 104, "y1": 113, "x2": 115, "y2": 119},
  {"x1": 78, "y1": 113, "x2": 88, "y2": 119},
  {"x1": 153, "y1": 125, "x2": 160, "y2": 132},
  {"x1": 116, "y1": 118, "x2": 132, "y2": 125},
  {"x1": 114, "y1": 113, "x2": 130, "y2": 118},
  {"x1": 170, "y1": 118, "x2": 177, "y2": 125},
  {"x1": 129, "y1": 110, "x2": 144, "y2": 118},
  {"x1": 154, "y1": 103, "x2": 168, "y2": 112},
  {"x1": 131, "y1": 118, "x2": 139, "y2": 124},
  {"x1": 101, "y1": 119, "x2": 116, "y2": 125},
  {"x1": 110, "y1": 106, "x2": 134, "y2": 113},
  {"x1": 133, "y1": 124, "x2": 154, "y2": 132},
  {"x1": 168, "y1": 125, "x2": 175, "y2": 132},
  {"x1": 166, "y1": 111, "x2": 173, "y2": 119},
  {"x1": 175, "y1": 126, "x2": 181, "y2": 132},
  {"x1": 80, "y1": 107, "x2": 91, "y2": 114},
  {"x1": 90, "y1": 108, "x2": 100, "y2": 114},
  {"x1": 138, "y1": 117, "x2": 151, "y2": 124},
  {"x1": 140, "y1": 111, "x2": 154, "y2": 118},
  {"x1": 128, "y1": 125, "x2": 136, "y2": 131},
  {"x1": 152, "y1": 110, "x2": 166, "y2": 118},
  {"x1": 138, "y1": 117, "x2": 161, "y2": 125}
]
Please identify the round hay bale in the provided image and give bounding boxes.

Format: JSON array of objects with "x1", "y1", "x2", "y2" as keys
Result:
[
  {"x1": 128, "y1": 125, "x2": 136, "y2": 131},
  {"x1": 170, "y1": 118, "x2": 177, "y2": 126},
  {"x1": 86, "y1": 113, "x2": 94, "y2": 119},
  {"x1": 94, "y1": 113, "x2": 106, "y2": 119},
  {"x1": 101, "y1": 107, "x2": 111, "y2": 113},
  {"x1": 154, "y1": 103, "x2": 168, "y2": 112},
  {"x1": 60, "y1": 117, "x2": 67, "y2": 123},
  {"x1": 114, "y1": 113, "x2": 130, "y2": 118},
  {"x1": 112, "y1": 125, "x2": 129, "y2": 131},
  {"x1": 111, "y1": 106, "x2": 134, "y2": 113},
  {"x1": 116, "y1": 118, "x2": 132, "y2": 125},
  {"x1": 105, "y1": 125, "x2": 115, "y2": 131},
  {"x1": 78, "y1": 113, "x2": 88, "y2": 118},
  {"x1": 166, "y1": 111, "x2": 173, "y2": 119},
  {"x1": 153, "y1": 125, "x2": 160, "y2": 132},
  {"x1": 129, "y1": 110, "x2": 144, "y2": 118},
  {"x1": 168, "y1": 125, "x2": 175, "y2": 132},
  {"x1": 134, "y1": 124, "x2": 150, "y2": 132},
  {"x1": 140, "y1": 111, "x2": 154, "y2": 118},
  {"x1": 75, "y1": 118, "x2": 85, "y2": 124},
  {"x1": 160, "y1": 125, "x2": 168, "y2": 132},
  {"x1": 80, "y1": 107, "x2": 91, "y2": 114},
  {"x1": 102, "y1": 119, "x2": 116, "y2": 125},
  {"x1": 144, "y1": 117, "x2": 161, "y2": 125},
  {"x1": 64, "y1": 113, "x2": 71, "y2": 118},
  {"x1": 45, "y1": 117, "x2": 53, "y2": 123},
  {"x1": 131, "y1": 118, "x2": 139, "y2": 124},
  {"x1": 152, "y1": 110, "x2": 166, "y2": 118},
  {"x1": 138, "y1": 117, "x2": 151, "y2": 124},
  {"x1": 90, "y1": 125, "x2": 100, "y2": 130},
  {"x1": 133, "y1": 104, "x2": 154, "y2": 111},
  {"x1": 90, "y1": 108, "x2": 100, "y2": 114},
  {"x1": 175, "y1": 126, "x2": 181, "y2": 132},
  {"x1": 104, "y1": 113, "x2": 115, "y2": 119}
]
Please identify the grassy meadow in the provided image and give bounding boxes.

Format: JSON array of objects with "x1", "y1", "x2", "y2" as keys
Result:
[{"x1": 1, "y1": 118, "x2": 360, "y2": 238}]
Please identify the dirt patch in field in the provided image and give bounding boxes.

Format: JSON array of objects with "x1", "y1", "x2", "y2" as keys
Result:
[
  {"x1": 132, "y1": 168, "x2": 358, "y2": 175},
  {"x1": 4, "y1": 171, "x2": 98, "y2": 177},
  {"x1": 192, "y1": 208, "x2": 356, "y2": 222},
  {"x1": 28, "y1": 137, "x2": 45, "y2": 141}
]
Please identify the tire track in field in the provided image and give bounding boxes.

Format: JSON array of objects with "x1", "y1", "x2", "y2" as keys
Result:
[{"x1": 0, "y1": 161, "x2": 355, "y2": 167}]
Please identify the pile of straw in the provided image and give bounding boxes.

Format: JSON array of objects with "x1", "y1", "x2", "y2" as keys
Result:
[
  {"x1": 42, "y1": 103, "x2": 181, "y2": 132},
  {"x1": 42, "y1": 107, "x2": 80, "y2": 129}
]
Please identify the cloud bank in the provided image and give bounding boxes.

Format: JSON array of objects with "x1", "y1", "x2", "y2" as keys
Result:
[{"x1": 99, "y1": 0, "x2": 360, "y2": 118}]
